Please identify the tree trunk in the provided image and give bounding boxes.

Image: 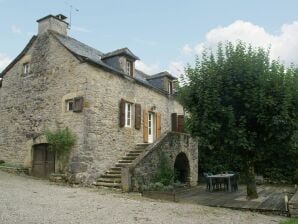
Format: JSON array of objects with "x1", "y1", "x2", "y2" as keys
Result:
[{"x1": 245, "y1": 162, "x2": 258, "y2": 199}]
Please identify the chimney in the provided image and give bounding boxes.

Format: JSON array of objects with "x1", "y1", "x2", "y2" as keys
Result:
[{"x1": 37, "y1": 14, "x2": 68, "y2": 36}]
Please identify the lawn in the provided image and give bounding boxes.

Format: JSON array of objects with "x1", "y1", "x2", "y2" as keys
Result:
[{"x1": 280, "y1": 218, "x2": 298, "y2": 224}]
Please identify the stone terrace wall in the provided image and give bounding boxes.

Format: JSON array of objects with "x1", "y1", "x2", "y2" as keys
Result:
[{"x1": 122, "y1": 132, "x2": 198, "y2": 192}]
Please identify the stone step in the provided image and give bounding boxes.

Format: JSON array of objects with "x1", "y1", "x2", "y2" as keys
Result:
[
  {"x1": 101, "y1": 173, "x2": 121, "y2": 178},
  {"x1": 110, "y1": 167, "x2": 121, "y2": 171},
  {"x1": 129, "y1": 150, "x2": 143, "y2": 154},
  {"x1": 95, "y1": 182, "x2": 121, "y2": 188},
  {"x1": 126, "y1": 152, "x2": 141, "y2": 157},
  {"x1": 118, "y1": 160, "x2": 133, "y2": 164},
  {"x1": 115, "y1": 163, "x2": 130, "y2": 168},
  {"x1": 97, "y1": 177, "x2": 121, "y2": 183},
  {"x1": 106, "y1": 170, "x2": 121, "y2": 175},
  {"x1": 122, "y1": 156, "x2": 137, "y2": 160}
]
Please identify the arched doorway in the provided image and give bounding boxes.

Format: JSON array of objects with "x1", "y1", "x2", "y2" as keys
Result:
[{"x1": 174, "y1": 152, "x2": 190, "y2": 183}]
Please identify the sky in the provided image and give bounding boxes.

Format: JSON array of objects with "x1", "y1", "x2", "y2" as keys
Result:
[{"x1": 1, "y1": 0, "x2": 298, "y2": 76}]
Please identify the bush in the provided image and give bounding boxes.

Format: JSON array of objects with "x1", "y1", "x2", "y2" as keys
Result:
[
  {"x1": 45, "y1": 127, "x2": 76, "y2": 157},
  {"x1": 154, "y1": 152, "x2": 175, "y2": 186}
]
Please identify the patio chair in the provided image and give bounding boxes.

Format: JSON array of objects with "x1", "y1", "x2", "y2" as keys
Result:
[
  {"x1": 231, "y1": 173, "x2": 239, "y2": 191},
  {"x1": 203, "y1": 172, "x2": 214, "y2": 192}
]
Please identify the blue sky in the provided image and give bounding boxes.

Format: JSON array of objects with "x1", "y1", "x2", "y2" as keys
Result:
[{"x1": 1, "y1": 0, "x2": 298, "y2": 75}]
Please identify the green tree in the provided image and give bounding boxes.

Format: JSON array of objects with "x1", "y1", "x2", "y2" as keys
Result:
[{"x1": 178, "y1": 42, "x2": 298, "y2": 199}]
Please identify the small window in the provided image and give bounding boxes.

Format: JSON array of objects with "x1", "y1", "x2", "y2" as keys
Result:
[
  {"x1": 66, "y1": 99, "x2": 74, "y2": 112},
  {"x1": 0, "y1": 78, "x2": 2, "y2": 88},
  {"x1": 23, "y1": 63, "x2": 30, "y2": 75},
  {"x1": 168, "y1": 81, "x2": 173, "y2": 94},
  {"x1": 126, "y1": 60, "x2": 132, "y2": 76},
  {"x1": 125, "y1": 102, "x2": 132, "y2": 127}
]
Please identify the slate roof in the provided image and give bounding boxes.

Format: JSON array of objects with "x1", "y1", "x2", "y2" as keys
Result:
[
  {"x1": 146, "y1": 71, "x2": 176, "y2": 80},
  {"x1": 1, "y1": 31, "x2": 176, "y2": 96},
  {"x1": 102, "y1": 48, "x2": 140, "y2": 60}
]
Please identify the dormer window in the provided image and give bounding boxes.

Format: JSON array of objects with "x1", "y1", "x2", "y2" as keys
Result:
[
  {"x1": 23, "y1": 63, "x2": 30, "y2": 75},
  {"x1": 126, "y1": 60, "x2": 133, "y2": 76}
]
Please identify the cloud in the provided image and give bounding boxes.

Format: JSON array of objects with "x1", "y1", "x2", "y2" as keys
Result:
[
  {"x1": 135, "y1": 61, "x2": 160, "y2": 75},
  {"x1": 0, "y1": 53, "x2": 12, "y2": 72},
  {"x1": 167, "y1": 61, "x2": 185, "y2": 77},
  {"x1": 192, "y1": 20, "x2": 298, "y2": 65},
  {"x1": 71, "y1": 26, "x2": 91, "y2": 33},
  {"x1": 11, "y1": 25, "x2": 22, "y2": 34},
  {"x1": 180, "y1": 44, "x2": 193, "y2": 56}
]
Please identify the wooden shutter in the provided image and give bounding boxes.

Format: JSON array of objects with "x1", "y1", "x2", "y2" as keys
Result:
[
  {"x1": 177, "y1": 115, "x2": 185, "y2": 133},
  {"x1": 156, "y1": 112, "x2": 161, "y2": 139},
  {"x1": 0, "y1": 79, "x2": 2, "y2": 88},
  {"x1": 135, "y1": 104, "x2": 141, "y2": 130},
  {"x1": 143, "y1": 110, "x2": 148, "y2": 143},
  {"x1": 73, "y1": 97, "x2": 84, "y2": 112},
  {"x1": 171, "y1": 113, "x2": 177, "y2": 131},
  {"x1": 119, "y1": 99, "x2": 126, "y2": 127}
]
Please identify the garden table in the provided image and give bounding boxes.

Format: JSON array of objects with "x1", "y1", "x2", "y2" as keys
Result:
[{"x1": 207, "y1": 174, "x2": 235, "y2": 192}]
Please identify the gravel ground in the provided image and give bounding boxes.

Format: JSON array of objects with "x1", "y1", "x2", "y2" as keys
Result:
[{"x1": 0, "y1": 171, "x2": 285, "y2": 224}]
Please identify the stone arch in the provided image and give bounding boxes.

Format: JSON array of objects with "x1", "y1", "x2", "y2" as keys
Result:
[{"x1": 174, "y1": 152, "x2": 190, "y2": 184}]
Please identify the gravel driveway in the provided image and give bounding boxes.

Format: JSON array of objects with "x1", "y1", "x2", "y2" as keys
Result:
[{"x1": 0, "y1": 171, "x2": 284, "y2": 224}]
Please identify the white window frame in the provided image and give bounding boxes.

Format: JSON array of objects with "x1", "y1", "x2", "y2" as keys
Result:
[
  {"x1": 126, "y1": 60, "x2": 132, "y2": 76},
  {"x1": 66, "y1": 99, "x2": 74, "y2": 112},
  {"x1": 168, "y1": 81, "x2": 173, "y2": 94},
  {"x1": 23, "y1": 63, "x2": 30, "y2": 75},
  {"x1": 125, "y1": 102, "x2": 132, "y2": 127}
]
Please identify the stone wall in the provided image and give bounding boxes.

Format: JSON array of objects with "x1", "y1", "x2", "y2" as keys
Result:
[
  {"x1": 289, "y1": 190, "x2": 298, "y2": 217},
  {"x1": 122, "y1": 132, "x2": 198, "y2": 192},
  {"x1": 0, "y1": 31, "x2": 184, "y2": 184},
  {"x1": 0, "y1": 32, "x2": 87, "y2": 174}
]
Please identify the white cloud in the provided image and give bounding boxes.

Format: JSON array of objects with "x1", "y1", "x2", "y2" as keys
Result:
[
  {"x1": 135, "y1": 61, "x2": 160, "y2": 75},
  {"x1": 193, "y1": 20, "x2": 298, "y2": 65},
  {"x1": 167, "y1": 61, "x2": 185, "y2": 77},
  {"x1": 0, "y1": 53, "x2": 12, "y2": 72},
  {"x1": 11, "y1": 25, "x2": 22, "y2": 34},
  {"x1": 181, "y1": 44, "x2": 193, "y2": 56}
]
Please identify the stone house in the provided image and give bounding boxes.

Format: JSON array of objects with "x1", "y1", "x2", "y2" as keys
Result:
[{"x1": 0, "y1": 14, "x2": 198, "y2": 190}]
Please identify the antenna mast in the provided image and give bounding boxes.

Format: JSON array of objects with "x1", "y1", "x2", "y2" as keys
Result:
[{"x1": 65, "y1": 2, "x2": 79, "y2": 29}]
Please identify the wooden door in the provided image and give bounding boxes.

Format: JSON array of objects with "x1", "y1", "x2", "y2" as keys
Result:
[{"x1": 32, "y1": 144, "x2": 55, "y2": 178}]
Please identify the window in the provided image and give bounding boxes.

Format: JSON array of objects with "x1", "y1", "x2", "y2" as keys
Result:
[
  {"x1": 0, "y1": 78, "x2": 2, "y2": 88},
  {"x1": 126, "y1": 60, "x2": 132, "y2": 76},
  {"x1": 66, "y1": 99, "x2": 74, "y2": 112},
  {"x1": 168, "y1": 81, "x2": 173, "y2": 94},
  {"x1": 125, "y1": 102, "x2": 132, "y2": 127},
  {"x1": 23, "y1": 63, "x2": 30, "y2": 75}
]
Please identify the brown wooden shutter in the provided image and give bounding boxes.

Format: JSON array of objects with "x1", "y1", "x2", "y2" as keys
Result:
[
  {"x1": 135, "y1": 104, "x2": 141, "y2": 130},
  {"x1": 177, "y1": 115, "x2": 185, "y2": 133},
  {"x1": 143, "y1": 110, "x2": 148, "y2": 143},
  {"x1": 171, "y1": 113, "x2": 177, "y2": 131},
  {"x1": 73, "y1": 97, "x2": 84, "y2": 112},
  {"x1": 156, "y1": 112, "x2": 161, "y2": 138},
  {"x1": 119, "y1": 99, "x2": 126, "y2": 127}
]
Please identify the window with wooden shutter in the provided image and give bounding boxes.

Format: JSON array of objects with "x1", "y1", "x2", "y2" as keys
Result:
[
  {"x1": 0, "y1": 78, "x2": 2, "y2": 88},
  {"x1": 156, "y1": 112, "x2": 161, "y2": 138},
  {"x1": 171, "y1": 113, "x2": 177, "y2": 132},
  {"x1": 177, "y1": 115, "x2": 185, "y2": 133},
  {"x1": 143, "y1": 110, "x2": 148, "y2": 143},
  {"x1": 135, "y1": 104, "x2": 141, "y2": 130},
  {"x1": 73, "y1": 97, "x2": 84, "y2": 112},
  {"x1": 119, "y1": 99, "x2": 126, "y2": 127}
]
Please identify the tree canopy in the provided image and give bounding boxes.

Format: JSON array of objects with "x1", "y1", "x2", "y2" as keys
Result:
[{"x1": 178, "y1": 42, "x2": 298, "y2": 198}]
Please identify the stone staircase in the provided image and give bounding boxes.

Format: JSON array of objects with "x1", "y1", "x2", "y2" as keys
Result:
[{"x1": 94, "y1": 143, "x2": 150, "y2": 189}]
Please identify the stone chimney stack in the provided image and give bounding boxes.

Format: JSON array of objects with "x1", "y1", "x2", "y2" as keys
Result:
[{"x1": 37, "y1": 14, "x2": 68, "y2": 36}]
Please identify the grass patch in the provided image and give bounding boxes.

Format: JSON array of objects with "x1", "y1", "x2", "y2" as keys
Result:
[
  {"x1": 0, "y1": 163, "x2": 24, "y2": 168},
  {"x1": 280, "y1": 218, "x2": 298, "y2": 224}
]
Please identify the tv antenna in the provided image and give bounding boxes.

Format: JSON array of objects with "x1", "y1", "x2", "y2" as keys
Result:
[{"x1": 64, "y1": 2, "x2": 79, "y2": 28}]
